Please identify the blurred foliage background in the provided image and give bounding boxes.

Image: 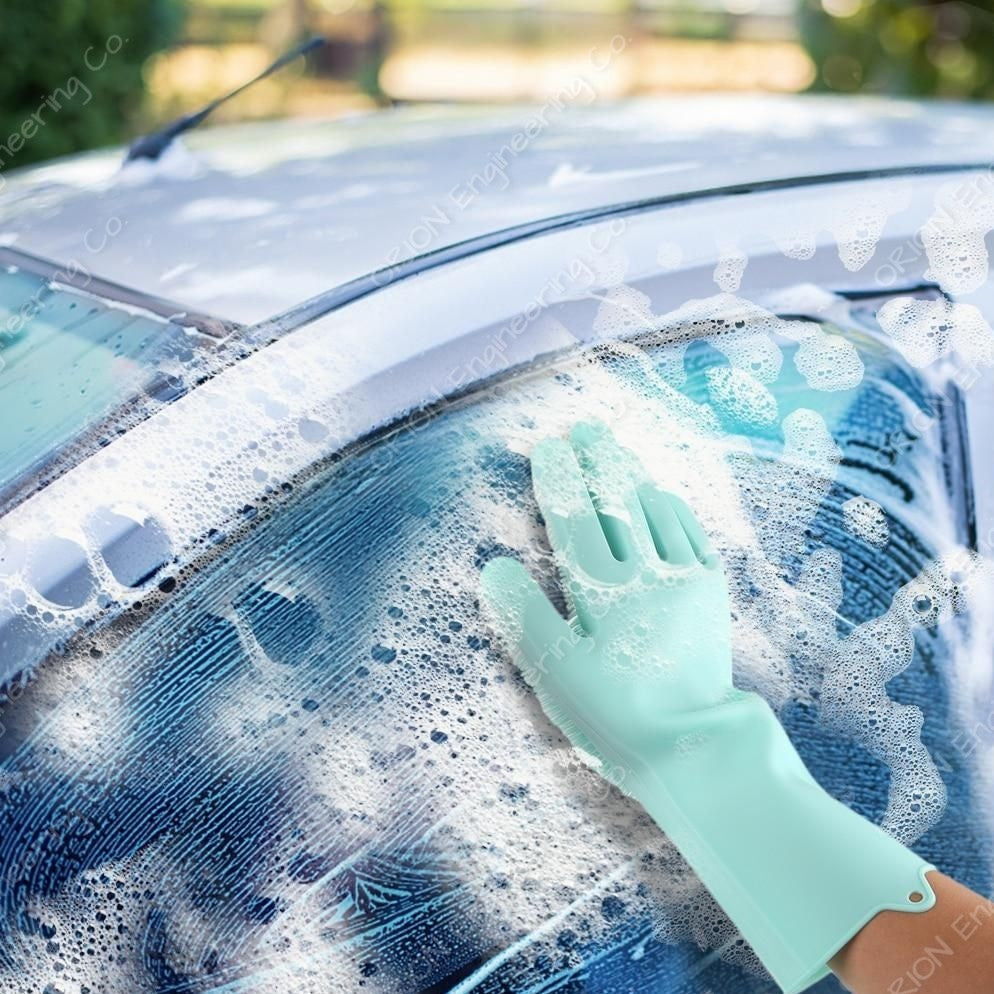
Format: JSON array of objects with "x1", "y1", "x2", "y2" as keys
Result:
[
  {"x1": 802, "y1": 0, "x2": 994, "y2": 96},
  {"x1": 0, "y1": 0, "x2": 185, "y2": 165},
  {"x1": 1, "y1": 0, "x2": 992, "y2": 171}
]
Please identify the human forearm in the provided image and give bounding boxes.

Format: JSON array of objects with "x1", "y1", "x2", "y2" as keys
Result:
[{"x1": 830, "y1": 872, "x2": 994, "y2": 994}]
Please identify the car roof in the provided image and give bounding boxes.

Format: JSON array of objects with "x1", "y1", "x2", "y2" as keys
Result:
[{"x1": 2, "y1": 94, "x2": 994, "y2": 326}]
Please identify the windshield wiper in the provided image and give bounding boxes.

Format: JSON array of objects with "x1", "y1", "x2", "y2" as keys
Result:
[{"x1": 125, "y1": 36, "x2": 325, "y2": 163}]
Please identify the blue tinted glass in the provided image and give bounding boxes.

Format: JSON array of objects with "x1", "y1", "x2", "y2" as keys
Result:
[
  {"x1": 0, "y1": 267, "x2": 198, "y2": 499},
  {"x1": 0, "y1": 303, "x2": 986, "y2": 993}
]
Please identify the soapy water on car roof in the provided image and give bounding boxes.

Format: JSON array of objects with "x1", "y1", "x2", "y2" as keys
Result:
[{"x1": 0, "y1": 279, "x2": 992, "y2": 994}]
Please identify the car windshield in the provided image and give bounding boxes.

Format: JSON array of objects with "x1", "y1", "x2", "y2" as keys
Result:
[
  {"x1": 0, "y1": 264, "x2": 213, "y2": 506},
  {"x1": 0, "y1": 287, "x2": 988, "y2": 993}
]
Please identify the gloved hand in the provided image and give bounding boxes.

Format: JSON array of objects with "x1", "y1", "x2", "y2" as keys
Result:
[{"x1": 481, "y1": 421, "x2": 937, "y2": 994}]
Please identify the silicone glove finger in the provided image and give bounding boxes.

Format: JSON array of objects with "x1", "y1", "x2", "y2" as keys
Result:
[
  {"x1": 531, "y1": 438, "x2": 626, "y2": 627},
  {"x1": 634, "y1": 484, "x2": 697, "y2": 565},
  {"x1": 568, "y1": 421, "x2": 655, "y2": 565},
  {"x1": 666, "y1": 493, "x2": 720, "y2": 568},
  {"x1": 480, "y1": 556, "x2": 577, "y2": 684}
]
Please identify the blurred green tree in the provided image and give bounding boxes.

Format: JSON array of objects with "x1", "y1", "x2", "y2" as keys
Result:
[
  {"x1": 801, "y1": 0, "x2": 994, "y2": 98},
  {"x1": 0, "y1": 0, "x2": 184, "y2": 170}
]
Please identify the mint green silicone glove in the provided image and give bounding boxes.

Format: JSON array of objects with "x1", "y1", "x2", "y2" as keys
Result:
[{"x1": 481, "y1": 421, "x2": 937, "y2": 994}]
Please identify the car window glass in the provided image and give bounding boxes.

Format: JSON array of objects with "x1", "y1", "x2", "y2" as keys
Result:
[
  {"x1": 0, "y1": 266, "x2": 211, "y2": 504},
  {"x1": 0, "y1": 286, "x2": 989, "y2": 994}
]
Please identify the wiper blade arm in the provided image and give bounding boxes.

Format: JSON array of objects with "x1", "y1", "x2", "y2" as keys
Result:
[{"x1": 125, "y1": 36, "x2": 325, "y2": 163}]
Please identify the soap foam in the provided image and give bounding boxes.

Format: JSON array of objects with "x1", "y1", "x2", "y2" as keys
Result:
[{"x1": 0, "y1": 292, "x2": 978, "y2": 992}]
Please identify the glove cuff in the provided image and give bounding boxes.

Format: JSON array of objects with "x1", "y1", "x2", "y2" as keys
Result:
[{"x1": 627, "y1": 691, "x2": 936, "y2": 993}]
